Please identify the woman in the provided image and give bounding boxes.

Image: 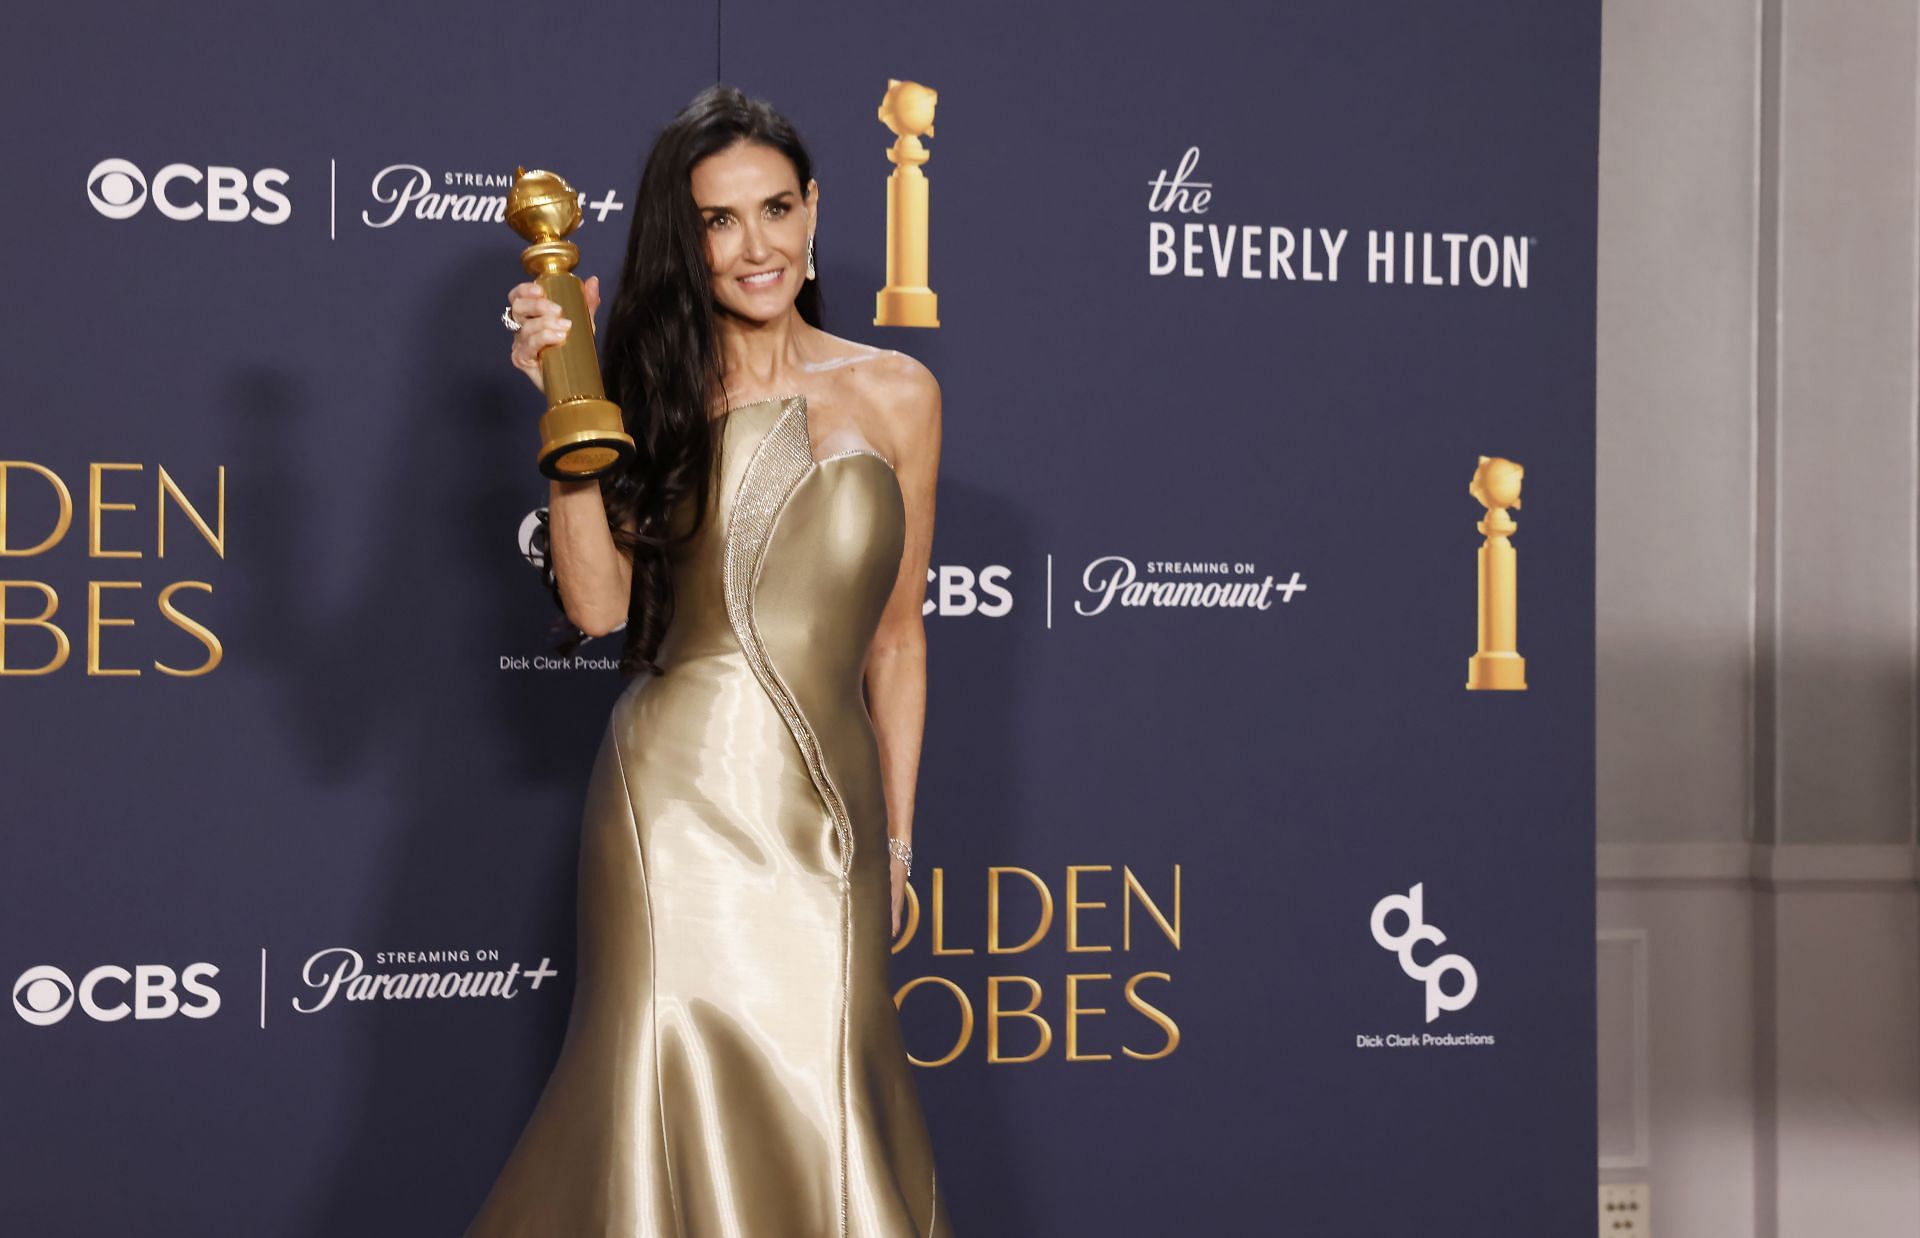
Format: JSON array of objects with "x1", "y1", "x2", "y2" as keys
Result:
[{"x1": 466, "y1": 84, "x2": 952, "y2": 1238}]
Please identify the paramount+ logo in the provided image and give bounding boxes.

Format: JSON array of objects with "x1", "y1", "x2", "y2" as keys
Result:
[
  {"x1": 86, "y1": 157, "x2": 290, "y2": 225},
  {"x1": 12, "y1": 961, "x2": 221, "y2": 1027}
]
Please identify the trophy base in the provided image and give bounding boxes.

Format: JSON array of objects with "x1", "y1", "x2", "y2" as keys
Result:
[
  {"x1": 538, "y1": 398, "x2": 635, "y2": 481},
  {"x1": 1466, "y1": 652, "x2": 1528, "y2": 691},
  {"x1": 874, "y1": 286, "x2": 939, "y2": 328}
]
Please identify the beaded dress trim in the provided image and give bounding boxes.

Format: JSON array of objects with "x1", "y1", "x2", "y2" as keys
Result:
[{"x1": 719, "y1": 395, "x2": 858, "y2": 875}]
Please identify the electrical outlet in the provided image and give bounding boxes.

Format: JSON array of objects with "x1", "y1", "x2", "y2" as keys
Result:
[{"x1": 1598, "y1": 1183, "x2": 1650, "y2": 1238}]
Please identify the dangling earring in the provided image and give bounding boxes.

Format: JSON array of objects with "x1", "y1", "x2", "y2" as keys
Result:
[{"x1": 806, "y1": 232, "x2": 816, "y2": 280}]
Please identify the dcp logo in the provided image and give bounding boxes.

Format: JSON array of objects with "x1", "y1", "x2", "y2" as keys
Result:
[
  {"x1": 86, "y1": 158, "x2": 291, "y2": 224},
  {"x1": 13, "y1": 962, "x2": 221, "y2": 1026},
  {"x1": 1369, "y1": 883, "x2": 1477, "y2": 1023}
]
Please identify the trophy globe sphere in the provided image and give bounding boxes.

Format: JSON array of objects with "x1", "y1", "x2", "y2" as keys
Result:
[
  {"x1": 506, "y1": 168, "x2": 582, "y2": 244},
  {"x1": 1469, "y1": 456, "x2": 1525, "y2": 511},
  {"x1": 878, "y1": 80, "x2": 938, "y2": 137}
]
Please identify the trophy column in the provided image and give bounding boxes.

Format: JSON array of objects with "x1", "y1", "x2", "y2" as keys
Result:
[
  {"x1": 1466, "y1": 456, "x2": 1528, "y2": 691},
  {"x1": 505, "y1": 168, "x2": 636, "y2": 480},
  {"x1": 875, "y1": 79, "x2": 940, "y2": 328}
]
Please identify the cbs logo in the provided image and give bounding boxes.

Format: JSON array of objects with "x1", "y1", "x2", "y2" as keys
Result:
[
  {"x1": 13, "y1": 962, "x2": 221, "y2": 1026},
  {"x1": 924, "y1": 564, "x2": 1012, "y2": 617},
  {"x1": 87, "y1": 158, "x2": 291, "y2": 224},
  {"x1": 1369, "y1": 883, "x2": 1478, "y2": 1024}
]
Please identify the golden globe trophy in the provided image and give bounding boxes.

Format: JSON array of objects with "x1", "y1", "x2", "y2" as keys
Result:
[
  {"x1": 1466, "y1": 455, "x2": 1527, "y2": 690},
  {"x1": 874, "y1": 79, "x2": 940, "y2": 328},
  {"x1": 505, "y1": 167, "x2": 635, "y2": 480}
]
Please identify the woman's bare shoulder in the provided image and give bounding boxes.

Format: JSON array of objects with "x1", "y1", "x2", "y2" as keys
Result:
[
  {"x1": 810, "y1": 329, "x2": 934, "y2": 390},
  {"x1": 804, "y1": 328, "x2": 939, "y2": 454},
  {"x1": 841, "y1": 346, "x2": 937, "y2": 416},
  {"x1": 851, "y1": 349, "x2": 939, "y2": 463}
]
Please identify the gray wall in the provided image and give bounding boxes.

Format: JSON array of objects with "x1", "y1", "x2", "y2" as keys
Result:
[
  {"x1": 1600, "y1": 0, "x2": 1918, "y2": 849},
  {"x1": 1596, "y1": 0, "x2": 1920, "y2": 1233}
]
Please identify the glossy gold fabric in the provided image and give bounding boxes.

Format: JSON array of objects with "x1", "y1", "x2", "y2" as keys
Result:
[{"x1": 466, "y1": 395, "x2": 952, "y2": 1238}]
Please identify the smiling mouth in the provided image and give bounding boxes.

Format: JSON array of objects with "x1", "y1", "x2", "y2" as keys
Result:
[{"x1": 738, "y1": 268, "x2": 785, "y2": 288}]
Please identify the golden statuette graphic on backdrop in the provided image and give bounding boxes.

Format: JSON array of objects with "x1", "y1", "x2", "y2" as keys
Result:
[
  {"x1": 875, "y1": 79, "x2": 940, "y2": 328},
  {"x1": 505, "y1": 167, "x2": 635, "y2": 480},
  {"x1": 1466, "y1": 456, "x2": 1527, "y2": 691}
]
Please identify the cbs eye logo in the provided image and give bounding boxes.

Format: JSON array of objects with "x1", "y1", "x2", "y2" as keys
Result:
[
  {"x1": 13, "y1": 962, "x2": 222, "y2": 1026},
  {"x1": 86, "y1": 157, "x2": 291, "y2": 224}
]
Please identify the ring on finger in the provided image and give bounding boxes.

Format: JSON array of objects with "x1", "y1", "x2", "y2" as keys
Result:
[{"x1": 500, "y1": 304, "x2": 523, "y2": 332}]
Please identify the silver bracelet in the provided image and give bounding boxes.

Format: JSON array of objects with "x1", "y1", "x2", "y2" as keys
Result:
[{"x1": 887, "y1": 836, "x2": 913, "y2": 876}]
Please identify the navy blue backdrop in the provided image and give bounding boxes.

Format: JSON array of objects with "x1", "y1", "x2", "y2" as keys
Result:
[{"x1": 1, "y1": 2, "x2": 1596, "y2": 1234}]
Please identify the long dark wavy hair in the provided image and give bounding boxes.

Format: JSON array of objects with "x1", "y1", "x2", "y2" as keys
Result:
[{"x1": 536, "y1": 84, "x2": 823, "y2": 675}]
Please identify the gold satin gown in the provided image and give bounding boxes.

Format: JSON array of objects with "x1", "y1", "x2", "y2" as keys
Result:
[{"x1": 467, "y1": 394, "x2": 952, "y2": 1238}]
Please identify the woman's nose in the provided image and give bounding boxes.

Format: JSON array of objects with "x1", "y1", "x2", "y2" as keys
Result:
[{"x1": 739, "y1": 220, "x2": 772, "y2": 261}]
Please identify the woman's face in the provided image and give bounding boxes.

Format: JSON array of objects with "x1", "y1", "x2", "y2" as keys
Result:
[{"x1": 691, "y1": 140, "x2": 817, "y2": 323}]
